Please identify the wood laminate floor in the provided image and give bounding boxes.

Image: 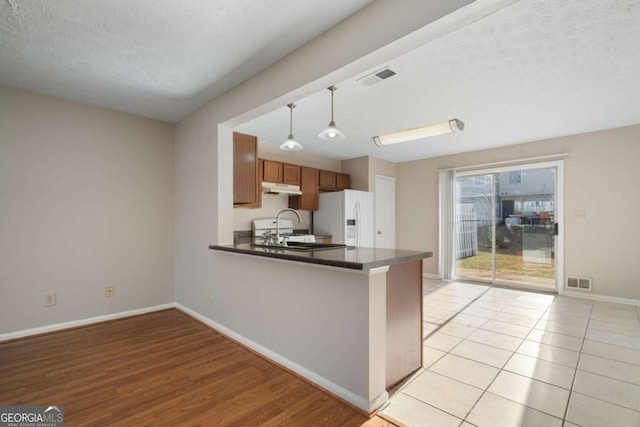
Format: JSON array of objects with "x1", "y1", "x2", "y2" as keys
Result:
[{"x1": 0, "y1": 309, "x2": 398, "y2": 426}]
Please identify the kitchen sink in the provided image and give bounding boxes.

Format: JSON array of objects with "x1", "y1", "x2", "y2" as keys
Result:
[
  {"x1": 251, "y1": 242, "x2": 347, "y2": 251},
  {"x1": 285, "y1": 242, "x2": 348, "y2": 251}
]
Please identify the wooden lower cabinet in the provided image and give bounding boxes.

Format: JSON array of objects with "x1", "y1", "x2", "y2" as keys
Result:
[
  {"x1": 385, "y1": 260, "x2": 423, "y2": 389},
  {"x1": 314, "y1": 236, "x2": 332, "y2": 244},
  {"x1": 289, "y1": 167, "x2": 318, "y2": 210}
]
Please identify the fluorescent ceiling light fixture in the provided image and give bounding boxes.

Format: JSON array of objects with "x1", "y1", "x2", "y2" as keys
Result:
[
  {"x1": 318, "y1": 86, "x2": 345, "y2": 140},
  {"x1": 280, "y1": 103, "x2": 303, "y2": 151},
  {"x1": 373, "y1": 119, "x2": 464, "y2": 146}
]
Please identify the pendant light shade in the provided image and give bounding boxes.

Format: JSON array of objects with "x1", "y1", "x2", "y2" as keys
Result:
[
  {"x1": 280, "y1": 103, "x2": 303, "y2": 151},
  {"x1": 318, "y1": 86, "x2": 345, "y2": 140},
  {"x1": 373, "y1": 119, "x2": 464, "y2": 146}
]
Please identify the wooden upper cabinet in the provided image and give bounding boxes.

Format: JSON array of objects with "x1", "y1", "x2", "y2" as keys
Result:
[
  {"x1": 240, "y1": 159, "x2": 263, "y2": 209},
  {"x1": 318, "y1": 170, "x2": 337, "y2": 191},
  {"x1": 318, "y1": 170, "x2": 350, "y2": 191},
  {"x1": 289, "y1": 167, "x2": 318, "y2": 211},
  {"x1": 233, "y1": 132, "x2": 258, "y2": 206},
  {"x1": 259, "y1": 160, "x2": 300, "y2": 186},
  {"x1": 283, "y1": 164, "x2": 301, "y2": 186},
  {"x1": 262, "y1": 159, "x2": 283, "y2": 183},
  {"x1": 336, "y1": 173, "x2": 350, "y2": 190}
]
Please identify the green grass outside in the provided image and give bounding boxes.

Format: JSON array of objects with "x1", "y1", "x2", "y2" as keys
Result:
[{"x1": 457, "y1": 251, "x2": 554, "y2": 279}]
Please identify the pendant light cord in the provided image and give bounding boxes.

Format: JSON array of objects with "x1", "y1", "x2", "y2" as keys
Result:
[
  {"x1": 330, "y1": 88, "x2": 335, "y2": 122},
  {"x1": 287, "y1": 103, "x2": 295, "y2": 136},
  {"x1": 318, "y1": 86, "x2": 344, "y2": 140}
]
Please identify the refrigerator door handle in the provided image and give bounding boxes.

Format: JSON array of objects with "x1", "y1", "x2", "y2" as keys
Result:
[{"x1": 356, "y1": 200, "x2": 361, "y2": 247}]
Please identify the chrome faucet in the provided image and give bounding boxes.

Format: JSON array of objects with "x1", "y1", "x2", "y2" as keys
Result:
[{"x1": 275, "y1": 208, "x2": 302, "y2": 246}]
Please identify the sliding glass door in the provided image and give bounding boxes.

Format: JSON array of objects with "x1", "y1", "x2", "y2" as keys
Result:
[
  {"x1": 455, "y1": 173, "x2": 494, "y2": 281},
  {"x1": 454, "y1": 164, "x2": 560, "y2": 290}
]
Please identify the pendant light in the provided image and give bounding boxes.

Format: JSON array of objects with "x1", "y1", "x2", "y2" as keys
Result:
[
  {"x1": 280, "y1": 103, "x2": 303, "y2": 151},
  {"x1": 373, "y1": 119, "x2": 464, "y2": 146},
  {"x1": 318, "y1": 86, "x2": 345, "y2": 140}
]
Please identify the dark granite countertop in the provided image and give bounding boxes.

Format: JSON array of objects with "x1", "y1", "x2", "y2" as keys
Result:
[{"x1": 209, "y1": 243, "x2": 432, "y2": 270}]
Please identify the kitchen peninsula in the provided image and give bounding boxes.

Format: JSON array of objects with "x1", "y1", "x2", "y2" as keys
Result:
[{"x1": 209, "y1": 243, "x2": 432, "y2": 413}]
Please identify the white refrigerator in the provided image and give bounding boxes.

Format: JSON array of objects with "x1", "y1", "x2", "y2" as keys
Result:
[{"x1": 314, "y1": 190, "x2": 374, "y2": 247}]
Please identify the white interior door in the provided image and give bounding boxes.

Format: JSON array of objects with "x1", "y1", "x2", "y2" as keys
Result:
[{"x1": 375, "y1": 175, "x2": 396, "y2": 249}]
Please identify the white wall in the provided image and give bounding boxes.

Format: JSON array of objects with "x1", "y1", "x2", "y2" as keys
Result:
[
  {"x1": 341, "y1": 155, "x2": 397, "y2": 193},
  {"x1": 341, "y1": 156, "x2": 369, "y2": 191},
  {"x1": 0, "y1": 86, "x2": 175, "y2": 334},
  {"x1": 368, "y1": 156, "x2": 397, "y2": 192},
  {"x1": 396, "y1": 125, "x2": 640, "y2": 300},
  {"x1": 234, "y1": 194, "x2": 310, "y2": 232},
  {"x1": 174, "y1": 0, "x2": 479, "y2": 408},
  {"x1": 181, "y1": 252, "x2": 384, "y2": 410},
  {"x1": 175, "y1": 0, "x2": 479, "y2": 308},
  {"x1": 259, "y1": 141, "x2": 342, "y2": 171}
]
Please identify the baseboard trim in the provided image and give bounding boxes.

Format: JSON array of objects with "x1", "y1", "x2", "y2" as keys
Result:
[
  {"x1": 561, "y1": 290, "x2": 640, "y2": 306},
  {"x1": 369, "y1": 390, "x2": 390, "y2": 414},
  {"x1": 2, "y1": 302, "x2": 384, "y2": 413},
  {"x1": 0, "y1": 303, "x2": 176, "y2": 342},
  {"x1": 175, "y1": 303, "x2": 375, "y2": 413},
  {"x1": 423, "y1": 273, "x2": 443, "y2": 280}
]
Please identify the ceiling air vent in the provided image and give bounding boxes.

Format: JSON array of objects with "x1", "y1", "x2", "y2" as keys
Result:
[
  {"x1": 567, "y1": 276, "x2": 592, "y2": 291},
  {"x1": 358, "y1": 67, "x2": 397, "y2": 86}
]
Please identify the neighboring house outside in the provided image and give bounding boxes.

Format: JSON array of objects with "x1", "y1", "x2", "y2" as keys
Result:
[
  {"x1": 456, "y1": 168, "x2": 556, "y2": 224},
  {"x1": 455, "y1": 168, "x2": 556, "y2": 261}
]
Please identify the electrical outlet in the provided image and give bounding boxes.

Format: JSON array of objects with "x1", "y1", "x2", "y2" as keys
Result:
[
  {"x1": 105, "y1": 285, "x2": 115, "y2": 297},
  {"x1": 44, "y1": 293, "x2": 56, "y2": 307},
  {"x1": 208, "y1": 290, "x2": 214, "y2": 303}
]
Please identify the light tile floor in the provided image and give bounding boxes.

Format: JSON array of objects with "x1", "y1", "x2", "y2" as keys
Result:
[{"x1": 382, "y1": 280, "x2": 640, "y2": 427}]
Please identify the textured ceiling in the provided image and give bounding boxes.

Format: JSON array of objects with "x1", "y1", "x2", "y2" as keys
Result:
[
  {"x1": 0, "y1": 0, "x2": 372, "y2": 122},
  {"x1": 237, "y1": 0, "x2": 640, "y2": 163}
]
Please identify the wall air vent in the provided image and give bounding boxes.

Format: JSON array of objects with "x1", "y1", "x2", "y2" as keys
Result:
[
  {"x1": 578, "y1": 278, "x2": 592, "y2": 290},
  {"x1": 567, "y1": 276, "x2": 592, "y2": 291},
  {"x1": 358, "y1": 67, "x2": 397, "y2": 86}
]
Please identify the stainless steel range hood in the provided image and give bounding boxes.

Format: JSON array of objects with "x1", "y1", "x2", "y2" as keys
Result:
[{"x1": 262, "y1": 182, "x2": 302, "y2": 195}]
